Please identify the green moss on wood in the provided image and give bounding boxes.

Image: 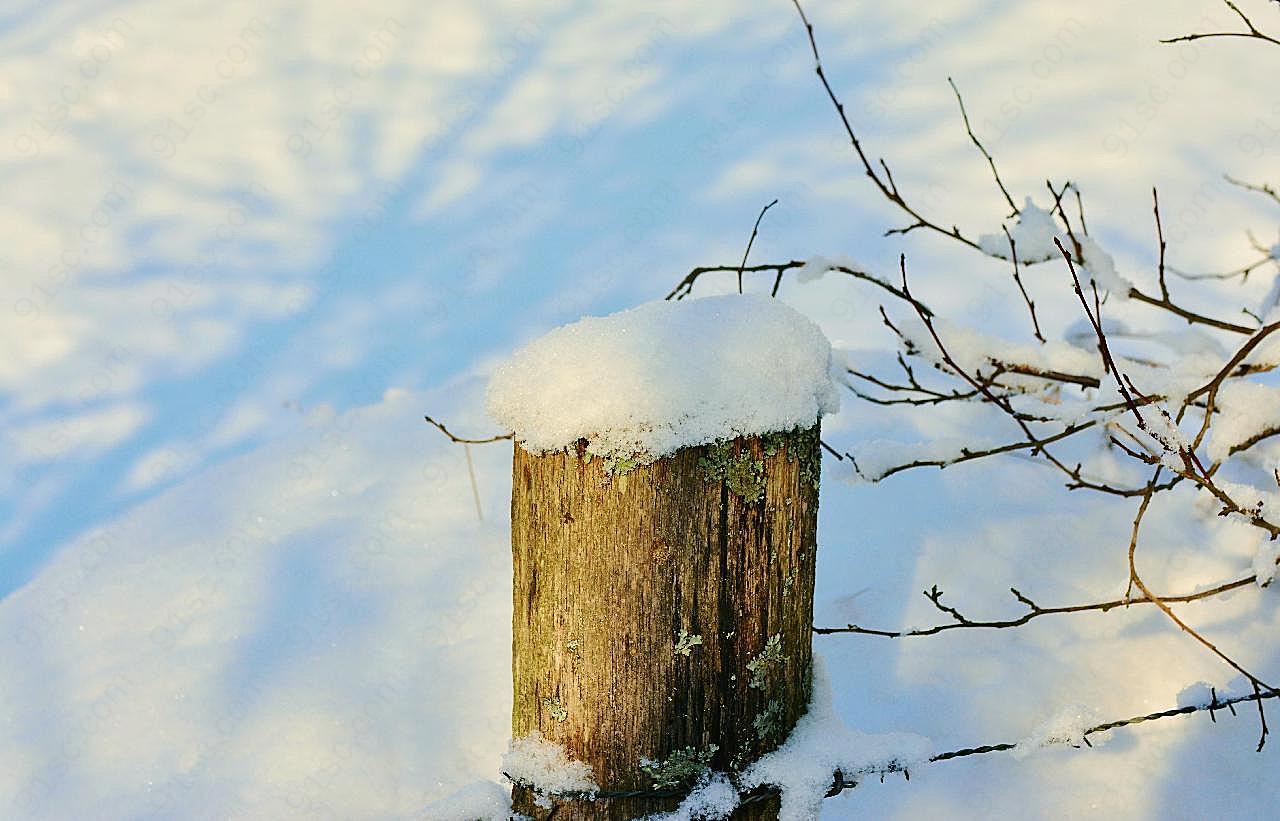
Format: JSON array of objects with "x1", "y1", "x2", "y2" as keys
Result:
[{"x1": 543, "y1": 696, "x2": 568, "y2": 722}]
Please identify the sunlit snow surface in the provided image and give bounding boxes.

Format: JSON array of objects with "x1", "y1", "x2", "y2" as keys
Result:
[{"x1": 4, "y1": 0, "x2": 1280, "y2": 818}]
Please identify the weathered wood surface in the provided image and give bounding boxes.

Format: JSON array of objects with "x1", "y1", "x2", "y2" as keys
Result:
[{"x1": 511, "y1": 425, "x2": 821, "y2": 820}]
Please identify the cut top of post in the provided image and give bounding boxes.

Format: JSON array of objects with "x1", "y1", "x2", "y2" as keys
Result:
[{"x1": 486, "y1": 294, "x2": 840, "y2": 461}]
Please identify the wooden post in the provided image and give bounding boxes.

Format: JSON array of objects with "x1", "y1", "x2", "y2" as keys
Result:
[{"x1": 511, "y1": 424, "x2": 821, "y2": 820}]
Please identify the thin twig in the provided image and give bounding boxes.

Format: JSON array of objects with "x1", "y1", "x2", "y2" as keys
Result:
[
  {"x1": 896, "y1": 253, "x2": 1101, "y2": 493},
  {"x1": 1046, "y1": 180, "x2": 1085, "y2": 261},
  {"x1": 814, "y1": 574, "x2": 1259, "y2": 637},
  {"x1": 737, "y1": 199, "x2": 779, "y2": 294},
  {"x1": 790, "y1": 0, "x2": 981, "y2": 250},
  {"x1": 1058, "y1": 233, "x2": 1279, "y2": 747},
  {"x1": 1225, "y1": 174, "x2": 1280, "y2": 206},
  {"x1": 667, "y1": 259, "x2": 931, "y2": 314},
  {"x1": 859, "y1": 423, "x2": 1094, "y2": 481},
  {"x1": 1161, "y1": 0, "x2": 1280, "y2": 48},
  {"x1": 1125, "y1": 287, "x2": 1257, "y2": 334},
  {"x1": 1002, "y1": 223, "x2": 1045, "y2": 342},
  {"x1": 949, "y1": 76, "x2": 1019, "y2": 216},
  {"x1": 1073, "y1": 185, "x2": 1088, "y2": 235},
  {"x1": 1170, "y1": 256, "x2": 1275, "y2": 284},
  {"x1": 1154, "y1": 187, "x2": 1170, "y2": 301},
  {"x1": 424, "y1": 415, "x2": 513, "y2": 444}
]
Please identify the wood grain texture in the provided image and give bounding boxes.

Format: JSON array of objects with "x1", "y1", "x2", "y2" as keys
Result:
[{"x1": 510, "y1": 425, "x2": 821, "y2": 820}]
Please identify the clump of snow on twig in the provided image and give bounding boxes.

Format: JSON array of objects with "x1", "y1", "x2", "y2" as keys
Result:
[
  {"x1": 1259, "y1": 271, "x2": 1280, "y2": 320},
  {"x1": 1010, "y1": 704, "x2": 1103, "y2": 759},
  {"x1": 1063, "y1": 316, "x2": 1225, "y2": 359},
  {"x1": 898, "y1": 314, "x2": 1102, "y2": 385},
  {"x1": 1246, "y1": 309, "x2": 1280, "y2": 366},
  {"x1": 1176, "y1": 681, "x2": 1217, "y2": 710},
  {"x1": 1253, "y1": 540, "x2": 1280, "y2": 588},
  {"x1": 979, "y1": 198, "x2": 1062, "y2": 263},
  {"x1": 1179, "y1": 676, "x2": 1258, "y2": 710},
  {"x1": 1077, "y1": 235, "x2": 1131, "y2": 298},
  {"x1": 502, "y1": 731, "x2": 598, "y2": 809},
  {"x1": 1208, "y1": 478, "x2": 1279, "y2": 530},
  {"x1": 487, "y1": 295, "x2": 840, "y2": 459},
  {"x1": 978, "y1": 197, "x2": 1131, "y2": 296},
  {"x1": 1207, "y1": 381, "x2": 1280, "y2": 464},
  {"x1": 1200, "y1": 518, "x2": 1273, "y2": 588},
  {"x1": 794, "y1": 254, "x2": 866, "y2": 283},
  {"x1": 639, "y1": 773, "x2": 741, "y2": 821},
  {"x1": 739, "y1": 656, "x2": 933, "y2": 821}
]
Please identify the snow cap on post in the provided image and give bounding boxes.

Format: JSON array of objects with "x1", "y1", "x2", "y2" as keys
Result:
[{"x1": 486, "y1": 294, "x2": 840, "y2": 459}]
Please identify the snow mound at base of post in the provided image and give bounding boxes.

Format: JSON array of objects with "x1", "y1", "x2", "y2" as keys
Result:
[
  {"x1": 422, "y1": 780, "x2": 512, "y2": 820},
  {"x1": 486, "y1": 294, "x2": 840, "y2": 459},
  {"x1": 739, "y1": 656, "x2": 933, "y2": 821}
]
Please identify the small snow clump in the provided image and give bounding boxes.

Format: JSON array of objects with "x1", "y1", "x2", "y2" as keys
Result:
[
  {"x1": 423, "y1": 780, "x2": 512, "y2": 820},
  {"x1": 640, "y1": 773, "x2": 741, "y2": 820},
  {"x1": 1011, "y1": 704, "x2": 1102, "y2": 759},
  {"x1": 502, "y1": 731, "x2": 598, "y2": 809}
]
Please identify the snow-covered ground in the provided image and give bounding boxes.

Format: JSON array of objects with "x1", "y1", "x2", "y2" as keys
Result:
[{"x1": 3, "y1": 0, "x2": 1280, "y2": 818}]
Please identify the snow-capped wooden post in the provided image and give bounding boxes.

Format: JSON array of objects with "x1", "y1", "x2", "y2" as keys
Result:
[{"x1": 488, "y1": 295, "x2": 839, "y2": 820}]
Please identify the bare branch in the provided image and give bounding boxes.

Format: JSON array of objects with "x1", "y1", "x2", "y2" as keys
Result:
[
  {"x1": 1001, "y1": 223, "x2": 1045, "y2": 342},
  {"x1": 1073, "y1": 184, "x2": 1089, "y2": 235},
  {"x1": 1046, "y1": 179, "x2": 1085, "y2": 261},
  {"x1": 423, "y1": 415, "x2": 513, "y2": 445},
  {"x1": 666, "y1": 258, "x2": 930, "y2": 313},
  {"x1": 1154, "y1": 187, "x2": 1170, "y2": 301},
  {"x1": 1125, "y1": 286, "x2": 1258, "y2": 334},
  {"x1": 814, "y1": 573, "x2": 1260, "y2": 637},
  {"x1": 1170, "y1": 256, "x2": 1275, "y2": 284},
  {"x1": 1123, "y1": 468, "x2": 1278, "y2": 750},
  {"x1": 857, "y1": 422, "x2": 1095, "y2": 481},
  {"x1": 1161, "y1": 0, "x2": 1280, "y2": 48},
  {"x1": 1226, "y1": 174, "x2": 1280, "y2": 206},
  {"x1": 789, "y1": 0, "x2": 982, "y2": 251},
  {"x1": 737, "y1": 198, "x2": 779, "y2": 294},
  {"x1": 948, "y1": 77, "x2": 1019, "y2": 216}
]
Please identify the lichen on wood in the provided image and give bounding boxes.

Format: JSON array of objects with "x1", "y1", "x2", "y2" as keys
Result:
[
  {"x1": 639, "y1": 745, "x2": 719, "y2": 790},
  {"x1": 674, "y1": 630, "x2": 703, "y2": 657},
  {"x1": 697, "y1": 440, "x2": 767, "y2": 502}
]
